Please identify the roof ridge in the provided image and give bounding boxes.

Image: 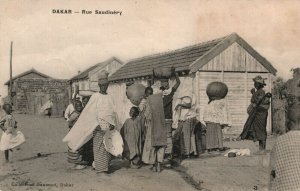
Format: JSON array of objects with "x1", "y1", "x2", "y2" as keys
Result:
[
  {"x1": 69, "y1": 56, "x2": 122, "y2": 81},
  {"x1": 4, "y1": 68, "x2": 52, "y2": 85},
  {"x1": 126, "y1": 34, "x2": 231, "y2": 63},
  {"x1": 189, "y1": 32, "x2": 277, "y2": 75},
  {"x1": 80, "y1": 56, "x2": 119, "y2": 72}
]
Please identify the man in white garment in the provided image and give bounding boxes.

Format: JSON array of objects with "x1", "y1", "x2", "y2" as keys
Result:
[
  {"x1": 63, "y1": 71, "x2": 120, "y2": 174},
  {"x1": 91, "y1": 71, "x2": 120, "y2": 174}
]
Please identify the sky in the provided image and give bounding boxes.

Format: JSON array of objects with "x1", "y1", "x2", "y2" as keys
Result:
[{"x1": 0, "y1": 0, "x2": 300, "y2": 98}]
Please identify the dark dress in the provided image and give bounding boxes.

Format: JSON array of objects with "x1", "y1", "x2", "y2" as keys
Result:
[
  {"x1": 162, "y1": 88, "x2": 176, "y2": 154},
  {"x1": 121, "y1": 117, "x2": 142, "y2": 163},
  {"x1": 240, "y1": 89, "x2": 270, "y2": 141}
]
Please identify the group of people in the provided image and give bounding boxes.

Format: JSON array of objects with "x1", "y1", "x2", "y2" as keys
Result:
[
  {"x1": 237, "y1": 75, "x2": 300, "y2": 190},
  {"x1": 64, "y1": 71, "x2": 295, "y2": 177},
  {"x1": 65, "y1": 96, "x2": 93, "y2": 170},
  {"x1": 1, "y1": 67, "x2": 300, "y2": 189},
  {"x1": 63, "y1": 67, "x2": 230, "y2": 174}
]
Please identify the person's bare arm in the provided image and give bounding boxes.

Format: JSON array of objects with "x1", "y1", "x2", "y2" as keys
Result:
[
  {"x1": 0, "y1": 119, "x2": 6, "y2": 132},
  {"x1": 172, "y1": 67, "x2": 181, "y2": 91},
  {"x1": 151, "y1": 68, "x2": 155, "y2": 86},
  {"x1": 175, "y1": 103, "x2": 191, "y2": 110},
  {"x1": 0, "y1": 125, "x2": 6, "y2": 132}
]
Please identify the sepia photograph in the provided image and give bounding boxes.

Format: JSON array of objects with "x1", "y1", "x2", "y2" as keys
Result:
[{"x1": 0, "y1": 0, "x2": 300, "y2": 190}]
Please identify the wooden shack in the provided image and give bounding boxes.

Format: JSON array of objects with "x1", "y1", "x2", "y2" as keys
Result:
[
  {"x1": 69, "y1": 57, "x2": 123, "y2": 93},
  {"x1": 4, "y1": 68, "x2": 70, "y2": 116},
  {"x1": 108, "y1": 33, "x2": 277, "y2": 133}
]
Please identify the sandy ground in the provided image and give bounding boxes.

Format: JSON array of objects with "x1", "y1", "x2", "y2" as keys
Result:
[{"x1": 0, "y1": 114, "x2": 274, "y2": 191}]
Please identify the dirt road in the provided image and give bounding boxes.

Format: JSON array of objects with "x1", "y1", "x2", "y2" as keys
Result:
[
  {"x1": 0, "y1": 115, "x2": 197, "y2": 191},
  {"x1": 0, "y1": 114, "x2": 273, "y2": 191}
]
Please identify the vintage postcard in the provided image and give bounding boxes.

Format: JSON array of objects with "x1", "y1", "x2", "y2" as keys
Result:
[{"x1": 0, "y1": 0, "x2": 300, "y2": 190}]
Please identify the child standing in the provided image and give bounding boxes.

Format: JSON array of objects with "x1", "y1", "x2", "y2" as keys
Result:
[
  {"x1": 0, "y1": 103, "x2": 25, "y2": 162},
  {"x1": 121, "y1": 107, "x2": 142, "y2": 169}
]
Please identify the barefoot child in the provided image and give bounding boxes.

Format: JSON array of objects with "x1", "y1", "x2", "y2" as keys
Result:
[
  {"x1": 0, "y1": 103, "x2": 25, "y2": 162},
  {"x1": 121, "y1": 107, "x2": 142, "y2": 168}
]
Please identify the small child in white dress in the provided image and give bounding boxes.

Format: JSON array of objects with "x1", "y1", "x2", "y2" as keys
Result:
[{"x1": 0, "y1": 103, "x2": 25, "y2": 162}]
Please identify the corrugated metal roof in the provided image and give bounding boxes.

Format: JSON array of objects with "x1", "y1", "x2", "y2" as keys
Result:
[
  {"x1": 109, "y1": 35, "x2": 227, "y2": 81},
  {"x1": 70, "y1": 57, "x2": 122, "y2": 81}
]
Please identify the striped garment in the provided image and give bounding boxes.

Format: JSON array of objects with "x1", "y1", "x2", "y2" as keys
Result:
[
  {"x1": 270, "y1": 131, "x2": 300, "y2": 191},
  {"x1": 93, "y1": 126, "x2": 112, "y2": 173},
  {"x1": 67, "y1": 111, "x2": 92, "y2": 166},
  {"x1": 67, "y1": 146, "x2": 88, "y2": 165},
  {"x1": 205, "y1": 122, "x2": 223, "y2": 150},
  {"x1": 67, "y1": 138, "x2": 93, "y2": 166}
]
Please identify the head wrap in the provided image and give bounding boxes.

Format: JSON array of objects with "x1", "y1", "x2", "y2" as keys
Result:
[
  {"x1": 98, "y1": 70, "x2": 109, "y2": 85},
  {"x1": 253, "y1": 75, "x2": 266, "y2": 85}
]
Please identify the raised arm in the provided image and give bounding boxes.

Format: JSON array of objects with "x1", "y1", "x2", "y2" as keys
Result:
[
  {"x1": 151, "y1": 68, "x2": 155, "y2": 86},
  {"x1": 172, "y1": 67, "x2": 181, "y2": 91},
  {"x1": 73, "y1": 85, "x2": 79, "y2": 102}
]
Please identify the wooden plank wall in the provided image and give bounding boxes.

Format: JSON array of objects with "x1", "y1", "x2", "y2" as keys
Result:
[
  {"x1": 88, "y1": 59, "x2": 123, "y2": 91},
  {"x1": 201, "y1": 42, "x2": 268, "y2": 73},
  {"x1": 85, "y1": 42, "x2": 274, "y2": 134},
  {"x1": 223, "y1": 72, "x2": 247, "y2": 132},
  {"x1": 108, "y1": 80, "x2": 147, "y2": 125},
  {"x1": 197, "y1": 72, "x2": 222, "y2": 122},
  {"x1": 196, "y1": 71, "x2": 272, "y2": 134},
  {"x1": 197, "y1": 42, "x2": 273, "y2": 134}
]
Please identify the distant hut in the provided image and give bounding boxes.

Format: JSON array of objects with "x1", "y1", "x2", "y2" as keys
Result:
[
  {"x1": 109, "y1": 33, "x2": 277, "y2": 133},
  {"x1": 4, "y1": 68, "x2": 70, "y2": 116}
]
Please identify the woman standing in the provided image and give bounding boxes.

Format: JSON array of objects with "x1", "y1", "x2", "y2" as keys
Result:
[
  {"x1": 142, "y1": 89, "x2": 166, "y2": 172},
  {"x1": 203, "y1": 82, "x2": 231, "y2": 153},
  {"x1": 173, "y1": 96, "x2": 198, "y2": 158},
  {"x1": 240, "y1": 76, "x2": 272, "y2": 153},
  {"x1": 203, "y1": 99, "x2": 231, "y2": 153}
]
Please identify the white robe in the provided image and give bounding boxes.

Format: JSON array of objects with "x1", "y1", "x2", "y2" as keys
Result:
[{"x1": 62, "y1": 92, "x2": 120, "y2": 151}]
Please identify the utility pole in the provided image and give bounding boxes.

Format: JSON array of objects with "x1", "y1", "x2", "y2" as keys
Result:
[{"x1": 9, "y1": 41, "x2": 13, "y2": 105}]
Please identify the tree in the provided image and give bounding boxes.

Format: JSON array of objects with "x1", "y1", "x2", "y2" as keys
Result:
[
  {"x1": 272, "y1": 77, "x2": 286, "y2": 99},
  {"x1": 285, "y1": 67, "x2": 300, "y2": 106}
]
